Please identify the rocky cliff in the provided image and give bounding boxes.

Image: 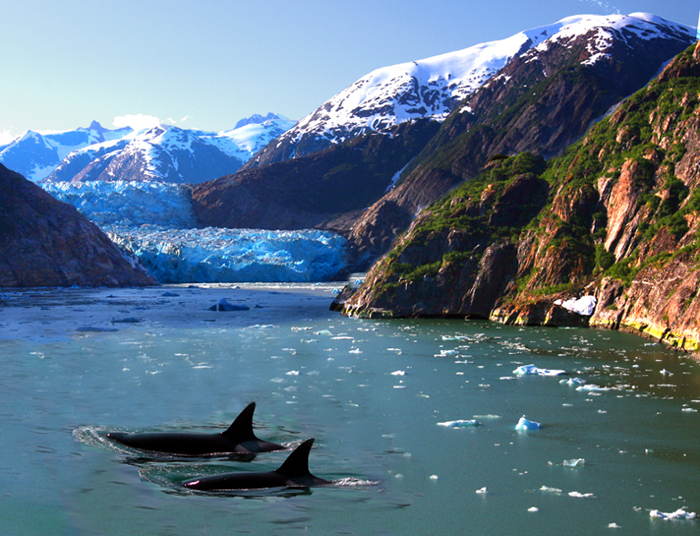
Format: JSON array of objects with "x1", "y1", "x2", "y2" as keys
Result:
[
  {"x1": 346, "y1": 18, "x2": 695, "y2": 265},
  {"x1": 340, "y1": 43, "x2": 700, "y2": 352},
  {"x1": 190, "y1": 119, "x2": 440, "y2": 233},
  {"x1": 0, "y1": 164, "x2": 158, "y2": 287}
]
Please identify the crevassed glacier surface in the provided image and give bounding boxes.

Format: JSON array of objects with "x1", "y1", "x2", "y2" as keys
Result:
[{"x1": 43, "y1": 181, "x2": 348, "y2": 283}]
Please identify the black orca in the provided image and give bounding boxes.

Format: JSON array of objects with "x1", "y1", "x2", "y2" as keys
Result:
[
  {"x1": 106, "y1": 402, "x2": 284, "y2": 456},
  {"x1": 181, "y1": 438, "x2": 330, "y2": 491}
]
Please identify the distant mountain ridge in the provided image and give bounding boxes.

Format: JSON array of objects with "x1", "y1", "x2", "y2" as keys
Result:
[
  {"x1": 243, "y1": 13, "x2": 692, "y2": 170},
  {"x1": 0, "y1": 114, "x2": 294, "y2": 184},
  {"x1": 0, "y1": 121, "x2": 132, "y2": 182}
]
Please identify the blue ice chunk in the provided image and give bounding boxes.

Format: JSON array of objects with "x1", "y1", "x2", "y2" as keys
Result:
[
  {"x1": 514, "y1": 364, "x2": 566, "y2": 376},
  {"x1": 437, "y1": 419, "x2": 480, "y2": 428},
  {"x1": 515, "y1": 416, "x2": 541, "y2": 430}
]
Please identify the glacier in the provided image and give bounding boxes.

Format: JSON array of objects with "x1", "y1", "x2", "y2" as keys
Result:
[
  {"x1": 43, "y1": 181, "x2": 348, "y2": 283},
  {"x1": 106, "y1": 226, "x2": 347, "y2": 284}
]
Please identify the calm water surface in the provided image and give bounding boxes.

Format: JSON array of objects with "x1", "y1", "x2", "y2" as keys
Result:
[{"x1": 1, "y1": 284, "x2": 699, "y2": 535}]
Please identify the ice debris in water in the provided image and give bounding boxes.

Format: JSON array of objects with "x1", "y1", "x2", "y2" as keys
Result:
[
  {"x1": 475, "y1": 487, "x2": 488, "y2": 494},
  {"x1": 528, "y1": 507, "x2": 539, "y2": 513},
  {"x1": 568, "y1": 491, "x2": 595, "y2": 498},
  {"x1": 560, "y1": 377, "x2": 586, "y2": 386},
  {"x1": 649, "y1": 508, "x2": 696, "y2": 520},
  {"x1": 563, "y1": 458, "x2": 585, "y2": 467},
  {"x1": 576, "y1": 384, "x2": 611, "y2": 392},
  {"x1": 391, "y1": 370, "x2": 407, "y2": 376},
  {"x1": 514, "y1": 364, "x2": 566, "y2": 376},
  {"x1": 554, "y1": 295, "x2": 597, "y2": 316},
  {"x1": 437, "y1": 419, "x2": 480, "y2": 428},
  {"x1": 515, "y1": 416, "x2": 541, "y2": 430}
]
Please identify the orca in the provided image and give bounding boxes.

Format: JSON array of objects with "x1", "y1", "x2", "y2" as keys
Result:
[
  {"x1": 106, "y1": 402, "x2": 284, "y2": 456},
  {"x1": 181, "y1": 438, "x2": 331, "y2": 491}
]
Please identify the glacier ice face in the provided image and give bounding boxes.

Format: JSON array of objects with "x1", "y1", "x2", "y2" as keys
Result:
[
  {"x1": 106, "y1": 225, "x2": 347, "y2": 284},
  {"x1": 42, "y1": 180, "x2": 348, "y2": 283}
]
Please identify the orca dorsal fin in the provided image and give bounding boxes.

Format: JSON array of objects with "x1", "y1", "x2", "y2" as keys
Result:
[
  {"x1": 222, "y1": 402, "x2": 259, "y2": 442},
  {"x1": 276, "y1": 438, "x2": 315, "y2": 477}
]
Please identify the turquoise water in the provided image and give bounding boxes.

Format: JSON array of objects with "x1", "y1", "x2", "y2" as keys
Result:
[{"x1": 1, "y1": 285, "x2": 699, "y2": 535}]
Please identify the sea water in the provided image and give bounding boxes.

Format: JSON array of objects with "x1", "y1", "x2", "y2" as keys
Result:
[{"x1": 1, "y1": 284, "x2": 699, "y2": 535}]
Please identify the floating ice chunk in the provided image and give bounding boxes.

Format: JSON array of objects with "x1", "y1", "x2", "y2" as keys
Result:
[
  {"x1": 429, "y1": 475, "x2": 438, "y2": 480},
  {"x1": 568, "y1": 491, "x2": 595, "y2": 498},
  {"x1": 555, "y1": 295, "x2": 597, "y2": 316},
  {"x1": 649, "y1": 508, "x2": 696, "y2": 520},
  {"x1": 660, "y1": 369, "x2": 673, "y2": 376},
  {"x1": 540, "y1": 486, "x2": 563, "y2": 494},
  {"x1": 437, "y1": 419, "x2": 480, "y2": 428},
  {"x1": 563, "y1": 458, "x2": 585, "y2": 467},
  {"x1": 560, "y1": 377, "x2": 586, "y2": 386},
  {"x1": 528, "y1": 507, "x2": 539, "y2": 513},
  {"x1": 514, "y1": 364, "x2": 566, "y2": 376},
  {"x1": 475, "y1": 487, "x2": 488, "y2": 494},
  {"x1": 391, "y1": 370, "x2": 407, "y2": 376},
  {"x1": 435, "y1": 349, "x2": 459, "y2": 357},
  {"x1": 682, "y1": 407, "x2": 698, "y2": 413},
  {"x1": 286, "y1": 370, "x2": 300, "y2": 376},
  {"x1": 576, "y1": 384, "x2": 610, "y2": 392},
  {"x1": 608, "y1": 523, "x2": 621, "y2": 529},
  {"x1": 515, "y1": 416, "x2": 541, "y2": 430}
]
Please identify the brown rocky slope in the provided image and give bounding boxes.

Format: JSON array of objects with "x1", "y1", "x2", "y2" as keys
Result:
[
  {"x1": 0, "y1": 164, "x2": 158, "y2": 287},
  {"x1": 340, "y1": 43, "x2": 700, "y2": 353}
]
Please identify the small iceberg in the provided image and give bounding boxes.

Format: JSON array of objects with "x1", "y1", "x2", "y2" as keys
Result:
[
  {"x1": 649, "y1": 508, "x2": 696, "y2": 520},
  {"x1": 563, "y1": 458, "x2": 585, "y2": 467},
  {"x1": 391, "y1": 370, "x2": 407, "y2": 376},
  {"x1": 576, "y1": 384, "x2": 611, "y2": 392},
  {"x1": 515, "y1": 416, "x2": 541, "y2": 431},
  {"x1": 437, "y1": 419, "x2": 480, "y2": 428},
  {"x1": 514, "y1": 364, "x2": 566, "y2": 376},
  {"x1": 560, "y1": 377, "x2": 586, "y2": 386}
]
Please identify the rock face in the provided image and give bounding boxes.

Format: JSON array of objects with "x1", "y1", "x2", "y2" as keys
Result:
[
  {"x1": 0, "y1": 164, "x2": 158, "y2": 287},
  {"x1": 346, "y1": 17, "x2": 695, "y2": 262},
  {"x1": 190, "y1": 119, "x2": 440, "y2": 234},
  {"x1": 341, "y1": 43, "x2": 700, "y2": 352}
]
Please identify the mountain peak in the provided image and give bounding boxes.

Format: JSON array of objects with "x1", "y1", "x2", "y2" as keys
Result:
[{"x1": 234, "y1": 113, "x2": 285, "y2": 129}]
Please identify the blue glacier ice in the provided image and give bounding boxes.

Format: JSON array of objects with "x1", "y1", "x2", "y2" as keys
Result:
[
  {"x1": 106, "y1": 225, "x2": 347, "y2": 284},
  {"x1": 42, "y1": 181, "x2": 197, "y2": 227},
  {"x1": 42, "y1": 181, "x2": 348, "y2": 283}
]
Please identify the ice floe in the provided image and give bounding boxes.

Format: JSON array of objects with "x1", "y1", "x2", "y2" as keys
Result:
[
  {"x1": 649, "y1": 507, "x2": 696, "y2": 520},
  {"x1": 514, "y1": 364, "x2": 566, "y2": 376},
  {"x1": 437, "y1": 419, "x2": 480, "y2": 428},
  {"x1": 515, "y1": 416, "x2": 541, "y2": 430}
]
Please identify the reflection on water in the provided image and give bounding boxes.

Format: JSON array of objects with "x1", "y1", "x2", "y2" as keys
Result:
[{"x1": 1, "y1": 286, "x2": 699, "y2": 535}]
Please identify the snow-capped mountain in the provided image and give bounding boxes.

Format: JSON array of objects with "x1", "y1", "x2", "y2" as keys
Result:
[
  {"x1": 0, "y1": 121, "x2": 132, "y2": 182},
  {"x1": 244, "y1": 13, "x2": 694, "y2": 169},
  {"x1": 1, "y1": 114, "x2": 295, "y2": 184}
]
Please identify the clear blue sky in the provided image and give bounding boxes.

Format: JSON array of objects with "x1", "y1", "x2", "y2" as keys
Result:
[{"x1": 1, "y1": 0, "x2": 697, "y2": 140}]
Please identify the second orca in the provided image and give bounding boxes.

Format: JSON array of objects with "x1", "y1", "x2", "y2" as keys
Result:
[
  {"x1": 181, "y1": 438, "x2": 330, "y2": 491},
  {"x1": 106, "y1": 402, "x2": 284, "y2": 456}
]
